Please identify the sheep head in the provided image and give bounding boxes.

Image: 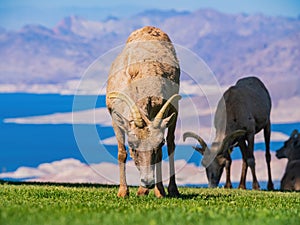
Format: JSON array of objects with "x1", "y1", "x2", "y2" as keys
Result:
[
  {"x1": 108, "y1": 92, "x2": 181, "y2": 188},
  {"x1": 276, "y1": 129, "x2": 300, "y2": 161},
  {"x1": 183, "y1": 130, "x2": 246, "y2": 187}
]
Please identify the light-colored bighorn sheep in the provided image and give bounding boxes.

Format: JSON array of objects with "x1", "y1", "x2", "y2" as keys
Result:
[
  {"x1": 106, "y1": 26, "x2": 181, "y2": 197},
  {"x1": 276, "y1": 129, "x2": 300, "y2": 191},
  {"x1": 184, "y1": 76, "x2": 274, "y2": 190}
]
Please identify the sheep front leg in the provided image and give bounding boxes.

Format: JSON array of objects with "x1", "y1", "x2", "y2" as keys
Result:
[
  {"x1": 238, "y1": 140, "x2": 248, "y2": 189},
  {"x1": 117, "y1": 141, "x2": 129, "y2": 197},
  {"x1": 166, "y1": 122, "x2": 180, "y2": 197},
  {"x1": 247, "y1": 134, "x2": 260, "y2": 190},
  {"x1": 113, "y1": 124, "x2": 129, "y2": 197},
  {"x1": 154, "y1": 148, "x2": 166, "y2": 198},
  {"x1": 224, "y1": 156, "x2": 233, "y2": 188},
  {"x1": 264, "y1": 121, "x2": 274, "y2": 190}
]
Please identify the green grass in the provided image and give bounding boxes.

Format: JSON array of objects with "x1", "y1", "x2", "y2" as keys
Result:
[{"x1": 0, "y1": 182, "x2": 299, "y2": 225}]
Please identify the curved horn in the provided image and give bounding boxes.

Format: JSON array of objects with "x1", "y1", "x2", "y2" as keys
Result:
[
  {"x1": 107, "y1": 91, "x2": 144, "y2": 128},
  {"x1": 153, "y1": 94, "x2": 181, "y2": 128},
  {"x1": 219, "y1": 129, "x2": 247, "y2": 153},
  {"x1": 183, "y1": 132, "x2": 208, "y2": 150}
]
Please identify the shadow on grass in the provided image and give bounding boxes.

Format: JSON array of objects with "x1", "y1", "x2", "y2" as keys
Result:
[
  {"x1": 0, "y1": 179, "x2": 119, "y2": 188},
  {"x1": 175, "y1": 193, "x2": 200, "y2": 199},
  {"x1": 1, "y1": 179, "x2": 292, "y2": 194}
]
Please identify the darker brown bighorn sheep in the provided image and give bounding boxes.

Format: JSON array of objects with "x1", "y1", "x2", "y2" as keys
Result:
[
  {"x1": 183, "y1": 76, "x2": 274, "y2": 190},
  {"x1": 276, "y1": 129, "x2": 300, "y2": 191},
  {"x1": 106, "y1": 26, "x2": 181, "y2": 197}
]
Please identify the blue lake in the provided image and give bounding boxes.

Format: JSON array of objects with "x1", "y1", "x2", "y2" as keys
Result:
[{"x1": 0, "y1": 93, "x2": 299, "y2": 173}]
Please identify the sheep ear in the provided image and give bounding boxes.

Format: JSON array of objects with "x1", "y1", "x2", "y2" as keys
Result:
[
  {"x1": 291, "y1": 129, "x2": 299, "y2": 138},
  {"x1": 112, "y1": 111, "x2": 129, "y2": 133},
  {"x1": 228, "y1": 142, "x2": 238, "y2": 152},
  {"x1": 160, "y1": 113, "x2": 176, "y2": 129}
]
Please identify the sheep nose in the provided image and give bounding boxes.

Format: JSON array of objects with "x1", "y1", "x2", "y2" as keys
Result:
[{"x1": 141, "y1": 179, "x2": 155, "y2": 189}]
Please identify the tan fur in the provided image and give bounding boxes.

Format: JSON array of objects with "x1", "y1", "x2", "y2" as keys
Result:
[
  {"x1": 126, "y1": 26, "x2": 171, "y2": 43},
  {"x1": 106, "y1": 26, "x2": 180, "y2": 197}
]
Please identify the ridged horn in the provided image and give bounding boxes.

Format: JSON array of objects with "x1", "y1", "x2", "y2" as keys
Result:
[
  {"x1": 107, "y1": 91, "x2": 144, "y2": 128},
  {"x1": 153, "y1": 94, "x2": 181, "y2": 128},
  {"x1": 219, "y1": 129, "x2": 246, "y2": 153},
  {"x1": 183, "y1": 132, "x2": 208, "y2": 150}
]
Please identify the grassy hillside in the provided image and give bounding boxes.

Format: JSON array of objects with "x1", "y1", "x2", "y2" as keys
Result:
[{"x1": 0, "y1": 182, "x2": 299, "y2": 225}]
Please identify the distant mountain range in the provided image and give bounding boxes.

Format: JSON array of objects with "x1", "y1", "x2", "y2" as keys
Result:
[{"x1": 0, "y1": 9, "x2": 299, "y2": 100}]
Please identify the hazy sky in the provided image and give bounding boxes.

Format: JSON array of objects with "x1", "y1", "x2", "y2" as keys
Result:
[{"x1": 0, "y1": 0, "x2": 299, "y2": 30}]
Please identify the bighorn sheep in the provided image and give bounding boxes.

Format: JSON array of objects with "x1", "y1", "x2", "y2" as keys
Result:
[
  {"x1": 276, "y1": 129, "x2": 300, "y2": 191},
  {"x1": 183, "y1": 76, "x2": 274, "y2": 190},
  {"x1": 106, "y1": 26, "x2": 181, "y2": 197}
]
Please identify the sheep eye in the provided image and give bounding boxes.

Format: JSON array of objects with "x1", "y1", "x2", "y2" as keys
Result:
[
  {"x1": 128, "y1": 143, "x2": 134, "y2": 148},
  {"x1": 129, "y1": 142, "x2": 138, "y2": 149}
]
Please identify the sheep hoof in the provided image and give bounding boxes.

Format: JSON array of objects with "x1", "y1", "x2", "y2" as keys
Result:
[
  {"x1": 117, "y1": 186, "x2": 129, "y2": 197},
  {"x1": 154, "y1": 186, "x2": 166, "y2": 198},
  {"x1": 224, "y1": 183, "x2": 233, "y2": 189},
  {"x1": 137, "y1": 186, "x2": 150, "y2": 196},
  {"x1": 238, "y1": 184, "x2": 246, "y2": 189},
  {"x1": 168, "y1": 185, "x2": 180, "y2": 197},
  {"x1": 267, "y1": 182, "x2": 274, "y2": 190},
  {"x1": 253, "y1": 183, "x2": 260, "y2": 190}
]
